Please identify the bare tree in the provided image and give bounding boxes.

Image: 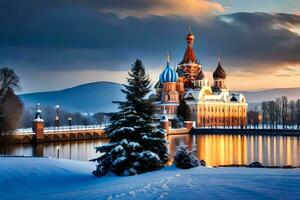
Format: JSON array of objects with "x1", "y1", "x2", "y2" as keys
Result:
[
  {"x1": 93, "y1": 112, "x2": 105, "y2": 127},
  {"x1": 20, "y1": 106, "x2": 35, "y2": 128},
  {"x1": 275, "y1": 98, "x2": 282, "y2": 128},
  {"x1": 0, "y1": 90, "x2": 23, "y2": 134},
  {"x1": 261, "y1": 101, "x2": 268, "y2": 129},
  {"x1": 0, "y1": 68, "x2": 22, "y2": 137},
  {"x1": 0, "y1": 68, "x2": 20, "y2": 100},
  {"x1": 281, "y1": 96, "x2": 288, "y2": 129},
  {"x1": 288, "y1": 100, "x2": 296, "y2": 129},
  {"x1": 267, "y1": 101, "x2": 276, "y2": 129},
  {"x1": 247, "y1": 111, "x2": 259, "y2": 128},
  {"x1": 296, "y1": 99, "x2": 300, "y2": 129}
]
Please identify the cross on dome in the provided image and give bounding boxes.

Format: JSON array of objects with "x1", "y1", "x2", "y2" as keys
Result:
[
  {"x1": 166, "y1": 50, "x2": 171, "y2": 63},
  {"x1": 188, "y1": 26, "x2": 193, "y2": 34},
  {"x1": 218, "y1": 50, "x2": 221, "y2": 63}
]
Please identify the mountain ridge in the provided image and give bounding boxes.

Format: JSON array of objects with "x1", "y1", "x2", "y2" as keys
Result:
[
  {"x1": 19, "y1": 82, "x2": 300, "y2": 113},
  {"x1": 236, "y1": 87, "x2": 300, "y2": 103},
  {"x1": 19, "y1": 81, "x2": 125, "y2": 113}
]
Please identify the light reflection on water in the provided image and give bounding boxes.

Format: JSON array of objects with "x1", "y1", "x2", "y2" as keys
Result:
[
  {"x1": 168, "y1": 134, "x2": 300, "y2": 167},
  {"x1": 1, "y1": 134, "x2": 299, "y2": 167}
]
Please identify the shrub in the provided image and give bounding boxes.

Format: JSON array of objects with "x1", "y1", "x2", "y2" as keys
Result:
[{"x1": 173, "y1": 145, "x2": 200, "y2": 169}]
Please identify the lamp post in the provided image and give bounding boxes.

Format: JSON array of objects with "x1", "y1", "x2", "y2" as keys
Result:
[
  {"x1": 68, "y1": 116, "x2": 72, "y2": 131},
  {"x1": 55, "y1": 105, "x2": 60, "y2": 131},
  {"x1": 56, "y1": 146, "x2": 60, "y2": 159}
]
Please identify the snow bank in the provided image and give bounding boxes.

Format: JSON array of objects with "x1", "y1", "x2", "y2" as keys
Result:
[{"x1": 0, "y1": 157, "x2": 299, "y2": 200}]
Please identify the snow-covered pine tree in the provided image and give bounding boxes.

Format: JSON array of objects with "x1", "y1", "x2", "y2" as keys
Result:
[{"x1": 92, "y1": 59, "x2": 169, "y2": 176}]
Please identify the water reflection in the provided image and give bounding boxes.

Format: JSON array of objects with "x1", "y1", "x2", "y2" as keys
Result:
[
  {"x1": 168, "y1": 134, "x2": 300, "y2": 167},
  {"x1": 1, "y1": 134, "x2": 299, "y2": 167},
  {"x1": 0, "y1": 139, "x2": 109, "y2": 161}
]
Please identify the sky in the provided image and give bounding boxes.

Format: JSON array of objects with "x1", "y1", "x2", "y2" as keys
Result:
[{"x1": 0, "y1": 0, "x2": 300, "y2": 93}]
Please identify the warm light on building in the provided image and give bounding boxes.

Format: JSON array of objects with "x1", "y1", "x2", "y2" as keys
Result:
[{"x1": 154, "y1": 28, "x2": 248, "y2": 127}]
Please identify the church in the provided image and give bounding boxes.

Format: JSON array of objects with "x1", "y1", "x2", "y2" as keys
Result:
[{"x1": 154, "y1": 29, "x2": 248, "y2": 128}]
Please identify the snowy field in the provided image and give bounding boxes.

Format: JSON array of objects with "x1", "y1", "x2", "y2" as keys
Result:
[{"x1": 0, "y1": 157, "x2": 300, "y2": 200}]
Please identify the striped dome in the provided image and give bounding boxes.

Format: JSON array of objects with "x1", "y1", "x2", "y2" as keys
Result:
[{"x1": 159, "y1": 61, "x2": 178, "y2": 83}]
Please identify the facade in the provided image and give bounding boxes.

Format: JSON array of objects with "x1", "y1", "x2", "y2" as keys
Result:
[{"x1": 155, "y1": 29, "x2": 248, "y2": 127}]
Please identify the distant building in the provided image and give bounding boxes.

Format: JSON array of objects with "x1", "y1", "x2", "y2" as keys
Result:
[{"x1": 154, "y1": 29, "x2": 247, "y2": 127}]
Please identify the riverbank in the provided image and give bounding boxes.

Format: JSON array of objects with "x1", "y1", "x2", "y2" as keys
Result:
[
  {"x1": 0, "y1": 157, "x2": 299, "y2": 200},
  {"x1": 191, "y1": 127, "x2": 300, "y2": 136}
]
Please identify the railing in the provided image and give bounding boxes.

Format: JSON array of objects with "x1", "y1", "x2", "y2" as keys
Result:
[
  {"x1": 14, "y1": 125, "x2": 106, "y2": 135},
  {"x1": 197, "y1": 124, "x2": 300, "y2": 130}
]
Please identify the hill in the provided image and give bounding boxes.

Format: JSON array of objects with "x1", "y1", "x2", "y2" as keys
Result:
[
  {"x1": 240, "y1": 87, "x2": 300, "y2": 103},
  {"x1": 19, "y1": 82, "x2": 300, "y2": 113},
  {"x1": 19, "y1": 82, "x2": 125, "y2": 113}
]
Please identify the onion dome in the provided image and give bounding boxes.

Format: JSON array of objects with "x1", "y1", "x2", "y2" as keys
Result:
[
  {"x1": 180, "y1": 28, "x2": 197, "y2": 64},
  {"x1": 186, "y1": 32, "x2": 194, "y2": 43},
  {"x1": 195, "y1": 70, "x2": 205, "y2": 80},
  {"x1": 213, "y1": 61, "x2": 226, "y2": 79},
  {"x1": 186, "y1": 26, "x2": 195, "y2": 43},
  {"x1": 159, "y1": 61, "x2": 178, "y2": 83}
]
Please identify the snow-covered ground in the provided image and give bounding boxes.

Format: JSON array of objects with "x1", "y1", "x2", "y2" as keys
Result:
[{"x1": 0, "y1": 157, "x2": 299, "y2": 200}]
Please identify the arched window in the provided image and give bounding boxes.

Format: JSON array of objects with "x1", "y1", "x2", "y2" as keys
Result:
[{"x1": 165, "y1": 95, "x2": 170, "y2": 102}]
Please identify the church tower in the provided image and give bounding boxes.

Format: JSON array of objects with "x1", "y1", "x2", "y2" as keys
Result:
[
  {"x1": 160, "y1": 54, "x2": 179, "y2": 116},
  {"x1": 32, "y1": 103, "x2": 44, "y2": 140},
  {"x1": 194, "y1": 70, "x2": 209, "y2": 88},
  {"x1": 178, "y1": 27, "x2": 201, "y2": 89},
  {"x1": 213, "y1": 60, "x2": 226, "y2": 90}
]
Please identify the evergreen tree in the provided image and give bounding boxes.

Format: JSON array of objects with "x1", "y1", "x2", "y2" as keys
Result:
[
  {"x1": 177, "y1": 99, "x2": 191, "y2": 121},
  {"x1": 92, "y1": 59, "x2": 169, "y2": 176}
]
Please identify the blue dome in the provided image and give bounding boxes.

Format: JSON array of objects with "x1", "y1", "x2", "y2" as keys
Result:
[{"x1": 159, "y1": 62, "x2": 178, "y2": 83}]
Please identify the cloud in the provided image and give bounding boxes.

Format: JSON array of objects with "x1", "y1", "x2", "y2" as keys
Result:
[
  {"x1": 1, "y1": 0, "x2": 300, "y2": 91},
  {"x1": 95, "y1": 0, "x2": 224, "y2": 18},
  {"x1": 70, "y1": 0, "x2": 224, "y2": 19}
]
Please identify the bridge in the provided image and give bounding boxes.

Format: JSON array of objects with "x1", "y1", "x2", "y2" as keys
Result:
[
  {"x1": 4, "y1": 116, "x2": 196, "y2": 144},
  {"x1": 8, "y1": 120, "x2": 193, "y2": 144},
  {"x1": 8, "y1": 125, "x2": 107, "y2": 144}
]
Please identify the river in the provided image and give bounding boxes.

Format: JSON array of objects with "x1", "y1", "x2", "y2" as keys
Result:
[{"x1": 1, "y1": 134, "x2": 299, "y2": 167}]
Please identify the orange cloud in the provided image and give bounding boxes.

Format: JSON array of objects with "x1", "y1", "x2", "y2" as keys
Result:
[{"x1": 98, "y1": 0, "x2": 224, "y2": 19}]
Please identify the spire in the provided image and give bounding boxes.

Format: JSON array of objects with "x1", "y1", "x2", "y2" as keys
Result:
[
  {"x1": 213, "y1": 54, "x2": 226, "y2": 79},
  {"x1": 186, "y1": 26, "x2": 195, "y2": 47},
  {"x1": 34, "y1": 103, "x2": 44, "y2": 122},
  {"x1": 188, "y1": 26, "x2": 192, "y2": 33},
  {"x1": 165, "y1": 50, "x2": 172, "y2": 70},
  {"x1": 218, "y1": 50, "x2": 221, "y2": 64},
  {"x1": 180, "y1": 27, "x2": 197, "y2": 64},
  {"x1": 166, "y1": 50, "x2": 171, "y2": 64}
]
